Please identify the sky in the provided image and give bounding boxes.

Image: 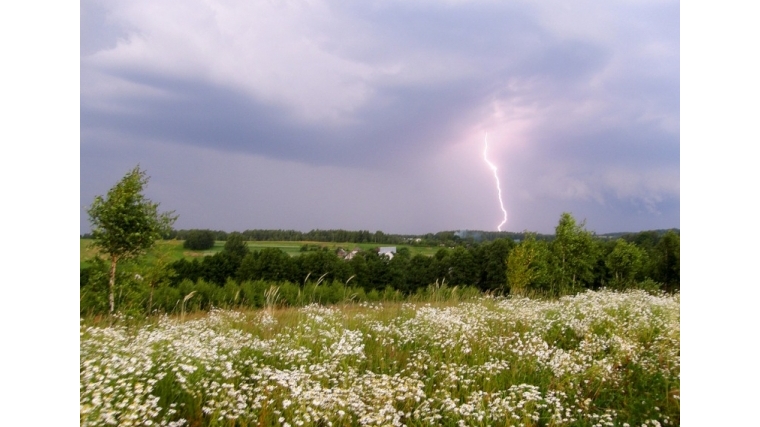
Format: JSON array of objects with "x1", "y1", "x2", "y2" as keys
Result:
[
  {"x1": 9, "y1": 4, "x2": 760, "y2": 421},
  {"x1": 80, "y1": 0, "x2": 680, "y2": 235}
]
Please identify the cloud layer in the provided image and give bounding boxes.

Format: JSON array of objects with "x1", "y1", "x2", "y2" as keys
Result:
[{"x1": 81, "y1": 0, "x2": 679, "y2": 234}]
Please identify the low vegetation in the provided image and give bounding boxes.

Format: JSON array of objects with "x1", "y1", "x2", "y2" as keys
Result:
[
  {"x1": 80, "y1": 224, "x2": 679, "y2": 318},
  {"x1": 81, "y1": 290, "x2": 679, "y2": 427}
]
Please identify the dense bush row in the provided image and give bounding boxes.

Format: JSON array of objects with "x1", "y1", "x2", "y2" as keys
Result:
[
  {"x1": 80, "y1": 261, "x2": 480, "y2": 317},
  {"x1": 80, "y1": 214, "x2": 678, "y2": 317}
]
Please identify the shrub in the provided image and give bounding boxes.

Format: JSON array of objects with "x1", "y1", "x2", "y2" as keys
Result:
[{"x1": 183, "y1": 229, "x2": 216, "y2": 250}]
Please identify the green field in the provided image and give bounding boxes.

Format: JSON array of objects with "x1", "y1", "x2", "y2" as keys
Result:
[{"x1": 80, "y1": 239, "x2": 440, "y2": 267}]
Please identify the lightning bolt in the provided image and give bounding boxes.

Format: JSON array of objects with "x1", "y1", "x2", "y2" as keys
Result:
[{"x1": 483, "y1": 133, "x2": 508, "y2": 231}]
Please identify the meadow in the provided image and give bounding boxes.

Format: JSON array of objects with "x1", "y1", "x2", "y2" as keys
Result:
[
  {"x1": 80, "y1": 240, "x2": 440, "y2": 268},
  {"x1": 80, "y1": 289, "x2": 679, "y2": 427}
]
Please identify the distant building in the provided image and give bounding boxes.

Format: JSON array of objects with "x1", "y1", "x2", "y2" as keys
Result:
[
  {"x1": 337, "y1": 247, "x2": 361, "y2": 260},
  {"x1": 378, "y1": 247, "x2": 396, "y2": 259}
]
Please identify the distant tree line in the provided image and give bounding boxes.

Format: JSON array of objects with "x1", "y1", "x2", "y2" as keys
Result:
[
  {"x1": 165, "y1": 234, "x2": 517, "y2": 293},
  {"x1": 161, "y1": 215, "x2": 678, "y2": 296},
  {"x1": 83, "y1": 228, "x2": 558, "y2": 246},
  {"x1": 82, "y1": 226, "x2": 676, "y2": 248},
  {"x1": 81, "y1": 166, "x2": 679, "y2": 317},
  {"x1": 80, "y1": 213, "x2": 678, "y2": 316},
  {"x1": 84, "y1": 214, "x2": 676, "y2": 313}
]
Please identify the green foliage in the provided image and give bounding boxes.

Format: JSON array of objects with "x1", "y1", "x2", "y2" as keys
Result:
[
  {"x1": 367, "y1": 289, "x2": 381, "y2": 301},
  {"x1": 543, "y1": 322, "x2": 582, "y2": 351},
  {"x1": 295, "y1": 248, "x2": 352, "y2": 286},
  {"x1": 240, "y1": 280, "x2": 267, "y2": 308},
  {"x1": 548, "y1": 213, "x2": 598, "y2": 295},
  {"x1": 385, "y1": 254, "x2": 409, "y2": 291},
  {"x1": 406, "y1": 254, "x2": 434, "y2": 291},
  {"x1": 87, "y1": 166, "x2": 177, "y2": 262},
  {"x1": 80, "y1": 259, "x2": 150, "y2": 317},
  {"x1": 635, "y1": 278, "x2": 663, "y2": 293},
  {"x1": 223, "y1": 232, "x2": 249, "y2": 260},
  {"x1": 411, "y1": 281, "x2": 480, "y2": 302},
  {"x1": 277, "y1": 281, "x2": 301, "y2": 306},
  {"x1": 430, "y1": 248, "x2": 452, "y2": 282},
  {"x1": 506, "y1": 234, "x2": 549, "y2": 296},
  {"x1": 79, "y1": 258, "x2": 111, "y2": 316},
  {"x1": 606, "y1": 239, "x2": 647, "y2": 290},
  {"x1": 86, "y1": 166, "x2": 177, "y2": 313},
  {"x1": 200, "y1": 252, "x2": 238, "y2": 286},
  {"x1": 81, "y1": 207, "x2": 679, "y2": 317},
  {"x1": 652, "y1": 230, "x2": 680, "y2": 291},
  {"x1": 476, "y1": 238, "x2": 515, "y2": 292},
  {"x1": 182, "y1": 229, "x2": 216, "y2": 250},
  {"x1": 150, "y1": 284, "x2": 181, "y2": 313},
  {"x1": 448, "y1": 246, "x2": 477, "y2": 286},
  {"x1": 237, "y1": 248, "x2": 293, "y2": 282},
  {"x1": 348, "y1": 253, "x2": 370, "y2": 289}
]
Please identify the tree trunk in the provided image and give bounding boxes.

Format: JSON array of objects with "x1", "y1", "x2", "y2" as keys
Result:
[{"x1": 109, "y1": 255, "x2": 118, "y2": 314}]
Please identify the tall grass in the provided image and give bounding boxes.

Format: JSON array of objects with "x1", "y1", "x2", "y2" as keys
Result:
[
  {"x1": 80, "y1": 264, "x2": 487, "y2": 319},
  {"x1": 81, "y1": 289, "x2": 679, "y2": 426}
]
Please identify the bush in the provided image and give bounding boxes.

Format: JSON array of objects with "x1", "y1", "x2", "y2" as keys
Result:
[
  {"x1": 635, "y1": 278, "x2": 663, "y2": 294},
  {"x1": 222, "y1": 279, "x2": 242, "y2": 307},
  {"x1": 183, "y1": 229, "x2": 216, "y2": 250},
  {"x1": 278, "y1": 282, "x2": 301, "y2": 306},
  {"x1": 151, "y1": 284, "x2": 181, "y2": 313},
  {"x1": 80, "y1": 259, "x2": 111, "y2": 316},
  {"x1": 240, "y1": 280, "x2": 267, "y2": 308},
  {"x1": 80, "y1": 258, "x2": 150, "y2": 317}
]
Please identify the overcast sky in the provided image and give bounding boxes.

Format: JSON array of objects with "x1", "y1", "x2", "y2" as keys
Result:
[{"x1": 80, "y1": 0, "x2": 679, "y2": 235}]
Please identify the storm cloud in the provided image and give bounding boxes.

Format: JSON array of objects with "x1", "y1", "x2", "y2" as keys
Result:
[{"x1": 81, "y1": 0, "x2": 679, "y2": 234}]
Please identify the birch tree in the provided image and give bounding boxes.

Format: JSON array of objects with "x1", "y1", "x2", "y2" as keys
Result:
[{"x1": 86, "y1": 166, "x2": 177, "y2": 314}]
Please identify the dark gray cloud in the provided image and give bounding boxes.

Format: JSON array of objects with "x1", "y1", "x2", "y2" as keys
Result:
[
  {"x1": 82, "y1": 72, "x2": 486, "y2": 169},
  {"x1": 81, "y1": 0, "x2": 679, "y2": 235}
]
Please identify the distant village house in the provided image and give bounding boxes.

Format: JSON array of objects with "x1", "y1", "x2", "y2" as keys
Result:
[
  {"x1": 337, "y1": 247, "x2": 361, "y2": 260},
  {"x1": 378, "y1": 247, "x2": 396, "y2": 259}
]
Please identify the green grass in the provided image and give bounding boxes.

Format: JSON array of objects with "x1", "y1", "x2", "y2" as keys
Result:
[
  {"x1": 80, "y1": 239, "x2": 441, "y2": 268},
  {"x1": 80, "y1": 239, "x2": 221, "y2": 268}
]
